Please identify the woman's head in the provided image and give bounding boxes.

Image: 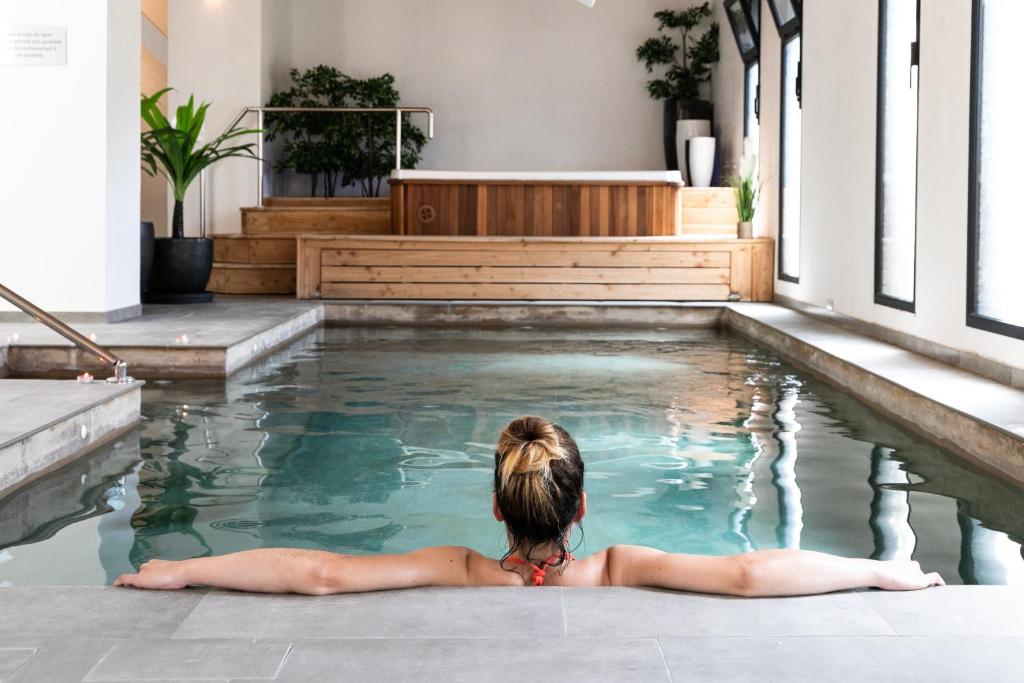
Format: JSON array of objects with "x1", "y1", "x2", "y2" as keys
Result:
[{"x1": 492, "y1": 416, "x2": 585, "y2": 566}]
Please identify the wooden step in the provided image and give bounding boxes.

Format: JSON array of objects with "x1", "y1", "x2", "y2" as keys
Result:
[
  {"x1": 208, "y1": 263, "x2": 296, "y2": 295},
  {"x1": 679, "y1": 222, "x2": 739, "y2": 236},
  {"x1": 263, "y1": 196, "x2": 389, "y2": 209},
  {"x1": 241, "y1": 204, "x2": 392, "y2": 235},
  {"x1": 680, "y1": 188, "x2": 740, "y2": 236},
  {"x1": 213, "y1": 235, "x2": 296, "y2": 264}
]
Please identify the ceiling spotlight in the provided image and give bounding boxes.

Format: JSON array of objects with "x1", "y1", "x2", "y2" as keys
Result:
[{"x1": 577, "y1": 0, "x2": 596, "y2": 7}]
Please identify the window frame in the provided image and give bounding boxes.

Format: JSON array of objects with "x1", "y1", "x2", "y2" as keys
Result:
[
  {"x1": 744, "y1": 60, "x2": 760, "y2": 140},
  {"x1": 725, "y1": 0, "x2": 760, "y2": 64},
  {"x1": 873, "y1": 0, "x2": 921, "y2": 313},
  {"x1": 966, "y1": 0, "x2": 1024, "y2": 340},
  {"x1": 778, "y1": 27, "x2": 802, "y2": 283}
]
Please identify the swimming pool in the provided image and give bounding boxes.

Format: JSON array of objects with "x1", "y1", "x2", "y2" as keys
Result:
[{"x1": 1, "y1": 326, "x2": 1021, "y2": 586}]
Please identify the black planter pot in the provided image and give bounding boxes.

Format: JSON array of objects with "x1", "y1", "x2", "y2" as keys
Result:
[
  {"x1": 140, "y1": 221, "x2": 155, "y2": 297},
  {"x1": 663, "y1": 99, "x2": 714, "y2": 171},
  {"x1": 146, "y1": 237, "x2": 214, "y2": 304}
]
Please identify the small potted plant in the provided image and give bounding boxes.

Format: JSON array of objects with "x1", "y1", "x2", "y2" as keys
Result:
[
  {"x1": 636, "y1": 3, "x2": 720, "y2": 172},
  {"x1": 140, "y1": 89, "x2": 260, "y2": 303},
  {"x1": 727, "y1": 138, "x2": 760, "y2": 239}
]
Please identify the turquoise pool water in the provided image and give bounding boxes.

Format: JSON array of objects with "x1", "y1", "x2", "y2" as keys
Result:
[{"x1": 1, "y1": 327, "x2": 1021, "y2": 586}]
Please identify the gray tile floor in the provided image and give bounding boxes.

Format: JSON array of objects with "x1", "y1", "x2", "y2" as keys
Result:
[{"x1": 0, "y1": 586, "x2": 1020, "y2": 682}]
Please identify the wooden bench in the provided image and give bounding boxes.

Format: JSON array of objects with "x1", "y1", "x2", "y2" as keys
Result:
[{"x1": 297, "y1": 235, "x2": 773, "y2": 302}]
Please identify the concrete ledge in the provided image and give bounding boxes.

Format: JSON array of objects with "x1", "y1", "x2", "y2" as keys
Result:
[
  {"x1": 725, "y1": 304, "x2": 1024, "y2": 484},
  {"x1": 0, "y1": 380, "x2": 141, "y2": 497},
  {"x1": 324, "y1": 300, "x2": 724, "y2": 327},
  {"x1": 775, "y1": 293, "x2": 1024, "y2": 390},
  {"x1": 0, "y1": 298, "x2": 322, "y2": 379}
]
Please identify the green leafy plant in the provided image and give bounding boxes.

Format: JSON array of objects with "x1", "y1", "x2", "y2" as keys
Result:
[
  {"x1": 636, "y1": 3, "x2": 720, "y2": 101},
  {"x1": 141, "y1": 88, "x2": 260, "y2": 239},
  {"x1": 727, "y1": 140, "x2": 760, "y2": 222},
  {"x1": 265, "y1": 67, "x2": 427, "y2": 197}
]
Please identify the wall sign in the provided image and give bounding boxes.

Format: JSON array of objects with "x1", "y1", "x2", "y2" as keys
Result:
[{"x1": 0, "y1": 25, "x2": 67, "y2": 66}]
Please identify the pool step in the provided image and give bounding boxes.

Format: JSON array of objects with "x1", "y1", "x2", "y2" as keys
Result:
[{"x1": 0, "y1": 379, "x2": 141, "y2": 497}]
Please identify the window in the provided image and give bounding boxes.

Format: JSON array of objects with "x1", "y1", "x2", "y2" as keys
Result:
[
  {"x1": 726, "y1": 0, "x2": 761, "y2": 147},
  {"x1": 875, "y1": 0, "x2": 920, "y2": 310},
  {"x1": 968, "y1": 0, "x2": 1024, "y2": 339},
  {"x1": 745, "y1": 61, "x2": 760, "y2": 147},
  {"x1": 779, "y1": 33, "x2": 802, "y2": 281}
]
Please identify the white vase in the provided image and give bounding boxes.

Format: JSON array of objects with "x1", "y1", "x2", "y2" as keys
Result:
[
  {"x1": 688, "y1": 136, "x2": 716, "y2": 188},
  {"x1": 675, "y1": 119, "x2": 711, "y2": 184}
]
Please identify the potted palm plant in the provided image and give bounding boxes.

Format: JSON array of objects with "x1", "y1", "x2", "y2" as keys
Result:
[
  {"x1": 141, "y1": 89, "x2": 260, "y2": 303},
  {"x1": 727, "y1": 138, "x2": 760, "y2": 239}
]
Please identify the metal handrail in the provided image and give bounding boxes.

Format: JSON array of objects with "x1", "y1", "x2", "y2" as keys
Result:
[
  {"x1": 222, "y1": 106, "x2": 435, "y2": 211},
  {"x1": 0, "y1": 283, "x2": 133, "y2": 384}
]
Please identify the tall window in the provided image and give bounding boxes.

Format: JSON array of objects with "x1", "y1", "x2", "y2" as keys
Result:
[
  {"x1": 779, "y1": 33, "x2": 802, "y2": 281},
  {"x1": 745, "y1": 61, "x2": 760, "y2": 147},
  {"x1": 875, "y1": 0, "x2": 920, "y2": 310},
  {"x1": 968, "y1": 0, "x2": 1024, "y2": 338},
  {"x1": 726, "y1": 0, "x2": 761, "y2": 147}
]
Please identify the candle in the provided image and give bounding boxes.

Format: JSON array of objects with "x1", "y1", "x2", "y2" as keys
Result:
[
  {"x1": 175, "y1": 334, "x2": 189, "y2": 345},
  {"x1": 77, "y1": 373, "x2": 94, "y2": 383}
]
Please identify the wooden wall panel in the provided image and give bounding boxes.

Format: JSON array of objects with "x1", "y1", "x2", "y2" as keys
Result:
[
  {"x1": 395, "y1": 180, "x2": 684, "y2": 237},
  {"x1": 140, "y1": 46, "x2": 166, "y2": 103},
  {"x1": 141, "y1": 0, "x2": 168, "y2": 36},
  {"x1": 298, "y1": 236, "x2": 775, "y2": 302}
]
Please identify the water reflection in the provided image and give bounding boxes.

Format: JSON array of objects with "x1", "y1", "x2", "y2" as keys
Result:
[
  {"x1": 868, "y1": 447, "x2": 916, "y2": 561},
  {"x1": 769, "y1": 381, "x2": 803, "y2": 549},
  {"x1": 1, "y1": 327, "x2": 1022, "y2": 586}
]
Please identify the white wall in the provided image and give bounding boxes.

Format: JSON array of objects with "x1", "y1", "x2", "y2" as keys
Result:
[
  {"x1": 734, "y1": 0, "x2": 1023, "y2": 370},
  {"x1": 711, "y1": 0, "x2": 746, "y2": 180},
  {"x1": 0, "y1": 0, "x2": 140, "y2": 317},
  {"x1": 286, "y1": 0, "x2": 689, "y2": 174},
  {"x1": 167, "y1": 0, "x2": 265, "y2": 235}
]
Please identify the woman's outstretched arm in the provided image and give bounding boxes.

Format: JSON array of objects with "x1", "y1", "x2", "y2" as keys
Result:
[
  {"x1": 607, "y1": 545, "x2": 945, "y2": 596},
  {"x1": 114, "y1": 546, "x2": 488, "y2": 594}
]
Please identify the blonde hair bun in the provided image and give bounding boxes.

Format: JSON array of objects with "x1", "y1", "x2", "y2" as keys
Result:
[{"x1": 497, "y1": 416, "x2": 565, "y2": 480}]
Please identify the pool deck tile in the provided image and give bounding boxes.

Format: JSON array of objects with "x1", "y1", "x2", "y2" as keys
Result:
[
  {"x1": 0, "y1": 649, "x2": 36, "y2": 682},
  {"x1": 562, "y1": 587, "x2": 895, "y2": 637},
  {"x1": 859, "y1": 585, "x2": 1024, "y2": 635},
  {"x1": 1, "y1": 640, "x2": 119, "y2": 683},
  {"x1": 659, "y1": 635, "x2": 1024, "y2": 683},
  {"x1": 1, "y1": 587, "x2": 1022, "y2": 681},
  {"x1": 1, "y1": 299, "x2": 1022, "y2": 678},
  {"x1": 0, "y1": 587, "x2": 204, "y2": 641},
  {"x1": 275, "y1": 638, "x2": 669, "y2": 682},
  {"x1": 83, "y1": 641, "x2": 291, "y2": 682},
  {"x1": 174, "y1": 587, "x2": 565, "y2": 640}
]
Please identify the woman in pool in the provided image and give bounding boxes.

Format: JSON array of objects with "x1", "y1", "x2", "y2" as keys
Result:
[{"x1": 115, "y1": 416, "x2": 944, "y2": 595}]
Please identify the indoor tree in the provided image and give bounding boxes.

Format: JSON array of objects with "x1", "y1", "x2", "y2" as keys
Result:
[
  {"x1": 636, "y1": 3, "x2": 720, "y2": 102},
  {"x1": 265, "y1": 66, "x2": 427, "y2": 197}
]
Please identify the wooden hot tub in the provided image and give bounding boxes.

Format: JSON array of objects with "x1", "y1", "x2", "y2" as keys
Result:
[{"x1": 389, "y1": 170, "x2": 685, "y2": 237}]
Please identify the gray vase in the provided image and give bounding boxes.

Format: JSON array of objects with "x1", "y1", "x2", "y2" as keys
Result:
[{"x1": 737, "y1": 221, "x2": 754, "y2": 239}]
